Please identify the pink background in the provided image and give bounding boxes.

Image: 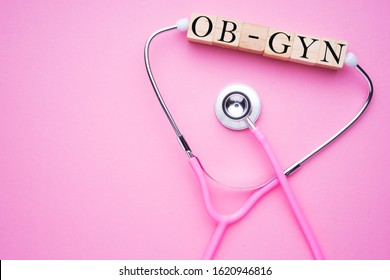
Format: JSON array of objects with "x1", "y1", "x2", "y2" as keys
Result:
[{"x1": 1, "y1": 0, "x2": 389, "y2": 259}]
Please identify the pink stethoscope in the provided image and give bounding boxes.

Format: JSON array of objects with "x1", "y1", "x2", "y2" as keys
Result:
[{"x1": 144, "y1": 18, "x2": 373, "y2": 260}]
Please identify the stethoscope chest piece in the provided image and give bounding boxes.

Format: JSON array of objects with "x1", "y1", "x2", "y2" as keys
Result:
[{"x1": 215, "y1": 83, "x2": 261, "y2": 130}]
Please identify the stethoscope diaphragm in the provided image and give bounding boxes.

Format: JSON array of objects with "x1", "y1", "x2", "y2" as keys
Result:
[{"x1": 215, "y1": 83, "x2": 261, "y2": 130}]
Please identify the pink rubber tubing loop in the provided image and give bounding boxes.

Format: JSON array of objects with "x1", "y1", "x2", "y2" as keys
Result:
[{"x1": 188, "y1": 127, "x2": 324, "y2": 260}]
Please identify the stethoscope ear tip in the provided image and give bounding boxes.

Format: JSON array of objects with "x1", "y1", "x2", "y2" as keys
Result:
[
  {"x1": 215, "y1": 83, "x2": 261, "y2": 130},
  {"x1": 176, "y1": 18, "x2": 189, "y2": 31},
  {"x1": 345, "y1": 52, "x2": 358, "y2": 68}
]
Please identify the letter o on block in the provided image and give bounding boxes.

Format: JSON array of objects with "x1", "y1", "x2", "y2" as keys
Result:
[{"x1": 187, "y1": 13, "x2": 217, "y2": 45}]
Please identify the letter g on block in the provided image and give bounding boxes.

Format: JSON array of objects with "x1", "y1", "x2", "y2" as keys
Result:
[{"x1": 264, "y1": 29, "x2": 296, "y2": 60}]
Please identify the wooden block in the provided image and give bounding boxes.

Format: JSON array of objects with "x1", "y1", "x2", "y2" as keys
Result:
[
  {"x1": 316, "y1": 38, "x2": 348, "y2": 69},
  {"x1": 290, "y1": 34, "x2": 321, "y2": 65},
  {"x1": 212, "y1": 17, "x2": 243, "y2": 49},
  {"x1": 187, "y1": 13, "x2": 217, "y2": 45},
  {"x1": 264, "y1": 29, "x2": 295, "y2": 60},
  {"x1": 238, "y1": 23, "x2": 269, "y2": 54}
]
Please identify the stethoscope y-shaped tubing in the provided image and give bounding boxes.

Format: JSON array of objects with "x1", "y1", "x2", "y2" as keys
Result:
[
  {"x1": 144, "y1": 23, "x2": 374, "y2": 183},
  {"x1": 189, "y1": 156, "x2": 279, "y2": 259}
]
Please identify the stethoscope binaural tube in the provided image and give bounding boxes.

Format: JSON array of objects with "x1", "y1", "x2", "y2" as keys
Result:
[
  {"x1": 144, "y1": 24, "x2": 194, "y2": 158},
  {"x1": 144, "y1": 18, "x2": 374, "y2": 259}
]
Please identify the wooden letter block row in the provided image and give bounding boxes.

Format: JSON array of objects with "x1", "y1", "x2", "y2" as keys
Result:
[{"x1": 187, "y1": 13, "x2": 348, "y2": 69}]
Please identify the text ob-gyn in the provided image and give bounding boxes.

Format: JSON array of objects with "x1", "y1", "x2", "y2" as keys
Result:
[{"x1": 187, "y1": 13, "x2": 348, "y2": 69}]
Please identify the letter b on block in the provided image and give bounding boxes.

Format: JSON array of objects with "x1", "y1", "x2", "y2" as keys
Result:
[
  {"x1": 212, "y1": 17, "x2": 243, "y2": 49},
  {"x1": 187, "y1": 13, "x2": 217, "y2": 45}
]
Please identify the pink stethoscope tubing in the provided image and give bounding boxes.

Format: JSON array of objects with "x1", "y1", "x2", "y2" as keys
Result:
[{"x1": 190, "y1": 124, "x2": 323, "y2": 260}]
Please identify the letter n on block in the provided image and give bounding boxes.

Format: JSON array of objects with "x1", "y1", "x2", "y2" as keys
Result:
[
  {"x1": 187, "y1": 13, "x2": 217, "y2": 45},
  {"x1": 316, "y1": 38, "x2": 348, "y2": 69}
]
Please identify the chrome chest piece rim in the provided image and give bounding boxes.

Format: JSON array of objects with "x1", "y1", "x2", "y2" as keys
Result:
[{"x1": 215, "y1": 83, "x2": 261, "y2": 130}]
